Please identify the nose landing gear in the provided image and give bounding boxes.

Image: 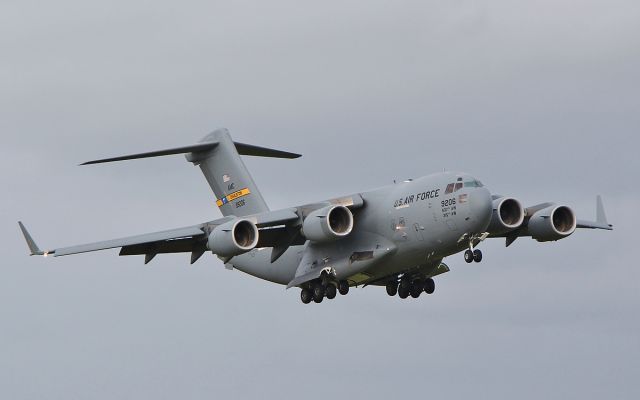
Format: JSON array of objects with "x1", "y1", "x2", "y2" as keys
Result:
[
  {"x1": 464, "y1": 249, "x2": 483, "y2": 263},
  {"x1": 461, "y1": 233, "x2": 488, "y2": 263}
]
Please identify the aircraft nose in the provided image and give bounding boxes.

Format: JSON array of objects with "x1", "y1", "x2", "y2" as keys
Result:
[{"x1": 469, "y1": 187, "x2": 492, "y2": 232}]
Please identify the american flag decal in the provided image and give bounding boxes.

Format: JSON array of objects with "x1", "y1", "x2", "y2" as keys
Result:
[{"x1": 458, "y1": 194, "x2": 468, "y2": 204}]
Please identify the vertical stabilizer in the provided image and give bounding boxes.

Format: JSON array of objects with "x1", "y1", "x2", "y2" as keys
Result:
[
  {"x1": 81, "y1": 128, "x2": 301, "y2": 218},
  {"x1": 185, "y1": 129, "x2": 269, "y2": 217}
]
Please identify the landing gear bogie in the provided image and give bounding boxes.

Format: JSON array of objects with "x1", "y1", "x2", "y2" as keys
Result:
[{"x1": 301, "y1": 279, "x2": 349, "y2": 304}]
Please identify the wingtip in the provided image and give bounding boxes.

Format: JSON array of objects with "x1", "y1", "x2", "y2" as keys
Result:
[
  {"x1": 595, "y1": 195, "x2": 609, "y2": 226},
  {"x1": 18, "y1": 221, "x2": 45, "y2": 256}
]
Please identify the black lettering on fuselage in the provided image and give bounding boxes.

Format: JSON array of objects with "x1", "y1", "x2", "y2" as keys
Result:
[
  {"x1": 415, "y1": 189, "x2": 440, "y2": 201},
  {"x1": 394, "y1": 188, "x2": 440, "y2": 208}
]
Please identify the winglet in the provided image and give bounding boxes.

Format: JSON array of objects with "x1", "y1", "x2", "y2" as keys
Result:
[
  {"x1": 576, "y1": 196, "x2": 613, "y2": 230},
  {"x1": 596, "y1": 195, "x2": 609, "y2": 226},
  {"x1": 18, "y1": 222, "x2": 46, "y2": 256}
]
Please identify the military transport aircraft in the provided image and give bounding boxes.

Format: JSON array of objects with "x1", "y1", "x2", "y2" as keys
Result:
[{"x1": 19, "y1": 129, "x2": 613, "y2": 304}]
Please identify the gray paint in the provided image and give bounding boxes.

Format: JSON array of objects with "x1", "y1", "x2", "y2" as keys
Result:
[
  {"x1": 3, "y1": 1, "x2": 639, "y2": 399},
  {"x1": 26, "y1": 153, "x2": 606, "y2": 292}
]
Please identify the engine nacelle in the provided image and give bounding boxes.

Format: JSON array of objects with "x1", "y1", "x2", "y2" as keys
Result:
[
  {"x1": 486, "y1": 197, "x2": 525, "y2": 235},
  {"x1": 302, "y1": 205, "x2": 354, "y2": 242},
  {"x1": 207, "y1": 219, "x2": 259, "y2": 257},
  {"x1": 528, "y1": 205, "x2": 577, "y2": 242}
]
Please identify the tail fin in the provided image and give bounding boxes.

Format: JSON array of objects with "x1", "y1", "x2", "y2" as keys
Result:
[{"x1": 82, "y1": 128, "x2": 301, "y2": 217}]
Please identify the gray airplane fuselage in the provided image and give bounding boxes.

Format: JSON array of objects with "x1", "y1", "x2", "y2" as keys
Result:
[
  {"x1": 20, "y1": 128, "x2": 611, "y2": 303},
  {"x1": 230, "y1": 172, "x2": 492, "y2": 286}
]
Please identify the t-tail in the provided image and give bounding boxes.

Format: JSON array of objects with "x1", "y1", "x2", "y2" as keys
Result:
[{"x1": 81, "y1": 128, "x2": 301, "y2": 216}]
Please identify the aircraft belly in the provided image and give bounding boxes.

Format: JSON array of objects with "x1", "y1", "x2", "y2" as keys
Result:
[
  {"x1": 229, "y1": 246, "x2": 302, "y2": 285},
  {"x1": 287, "y1": 231, "x2": 397, "y2": 288}
]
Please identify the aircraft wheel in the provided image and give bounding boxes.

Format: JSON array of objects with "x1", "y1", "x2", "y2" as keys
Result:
[
  {"x1": 410, "y1": 284, "x2": 422, "y2": 298},
  {"x1": 473, "y1": 249, "x2": 483, "y2": 263},
  {"x1": 313, "y1": 284, "x2": 326, "y2": 302},
  {"x1": 424, "y1": 278, "x2": 435, "y2": 295},
  {"x1": 326, "y1": 284, "x2": 337, "y2": 299},
  {"x1": 399, "y1": 278, "x2": 411, "y2": 290},
  {"x1": 398, "y1": 286, "x2": 410, "y2": 299},
  {"x1": 301, "y1": 289, "x2": 313, "y2": 304},
  {"x1": 464, "y1": 250, "x2": 474, "y2": 263},
  {"x1": 386, "y1": 282, "x2": 398, "y2": 296},
  {"x1": 338, "y1": 280, "x2": 350, "y2": 295}
]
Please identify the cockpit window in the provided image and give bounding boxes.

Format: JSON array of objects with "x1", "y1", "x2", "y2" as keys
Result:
[
  {"x1": 454, "y1": 182, "x2": 463, "y2": 191},
  {"x1": 445, "y1": 183, "x2": 455, "y2": 194},
  {"x1": 463, "y1": 180, "x2": 483, "y2": 188}
]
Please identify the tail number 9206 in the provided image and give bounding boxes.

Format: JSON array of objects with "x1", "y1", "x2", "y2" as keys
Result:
[{"x1": 441, "y1": 198, "x2": 456, "y2": 207}]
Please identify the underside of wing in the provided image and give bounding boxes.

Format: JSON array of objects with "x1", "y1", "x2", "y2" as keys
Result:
[{"x1": 52, "y1": 225, "x2": 207, "y2": 257}]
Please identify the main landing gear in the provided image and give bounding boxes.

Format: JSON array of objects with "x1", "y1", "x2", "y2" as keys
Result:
[
  {"x1": 387, "y1": 277, "x2": 435, "y2": 300},
  {"x1": 300, "y1": 279, "x2": 349, "y2": 304}
]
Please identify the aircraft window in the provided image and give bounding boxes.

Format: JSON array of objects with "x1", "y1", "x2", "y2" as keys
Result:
[
  {"x1": 464, "y1": 180, "x2": 483, "y2": 188},
  {"x1": 445, "y1": 183, "x2": 455, "y2": 194},
  {"x1": 454, "y1": 182, "x2": 463, "y2": 191}
]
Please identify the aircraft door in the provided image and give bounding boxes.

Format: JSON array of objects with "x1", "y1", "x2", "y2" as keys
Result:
[{"x1": 413, "y1": 223, "x2": 425, "y2": 241}]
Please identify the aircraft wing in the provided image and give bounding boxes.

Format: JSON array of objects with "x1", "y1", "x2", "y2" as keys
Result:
[
  {"x1": 18, "y1": 208, "x2": 301, "y2": 262},
  {"x1": 19, "y1": 221, "x2": 209, "y2": 258},
  {"x1": 487, "y1": 196, "x2": 612, "y2": 247},
  {"x1": 18, "y1": 194, "x2": 364, "y2": 264},
  {"x1": 576, "y1": 195, "x2": 613, "y2": 230}
]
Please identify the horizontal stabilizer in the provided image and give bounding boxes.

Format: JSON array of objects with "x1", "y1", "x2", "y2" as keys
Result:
[
  {"x1": 234, "y1": 142, "x2": 301, "y2": 159},
  {"x1": 81, "y1": 143, "x2": 218, "y2": 165},
  {"x1": 81, "y1": 137, "x2": 301, "y2": 166}
]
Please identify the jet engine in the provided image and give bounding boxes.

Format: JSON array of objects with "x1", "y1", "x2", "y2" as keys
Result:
[
  {"x1": 528, "y1": 205, "x2": 577, "y2": 242},
  {"x1": 207, "y1": 219, "x2": 259, "y2": 257},
  {"x1": 302, "y1": 205, "x2": 354, "y2": 242},
  {"x1": 486, "y1": 197, "x2": 525, "y2": 234}
]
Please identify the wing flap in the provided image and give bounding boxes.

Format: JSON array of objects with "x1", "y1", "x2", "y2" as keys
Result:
[{"x1": 119, "y1": 237, "x2": 206, "y2": 256}]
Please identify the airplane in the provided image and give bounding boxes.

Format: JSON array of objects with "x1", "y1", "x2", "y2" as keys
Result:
[{"x1": 19, "y1": 128, "x2": 613, "y2": 304}]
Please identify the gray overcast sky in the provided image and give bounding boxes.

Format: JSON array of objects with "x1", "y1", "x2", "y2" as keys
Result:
[{"x1": 1, "y1": 1, "x2": 638, "y2": 399}]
